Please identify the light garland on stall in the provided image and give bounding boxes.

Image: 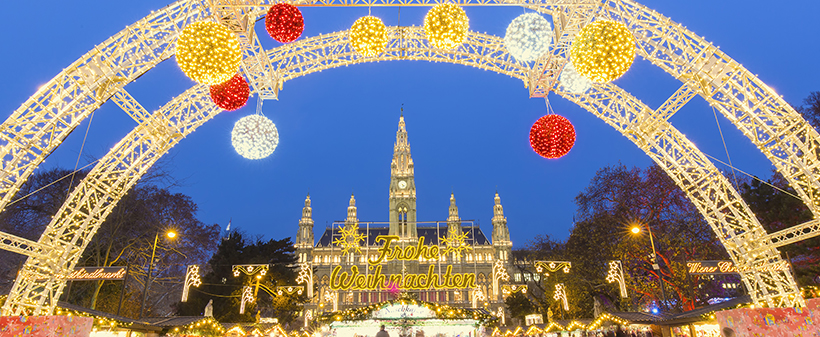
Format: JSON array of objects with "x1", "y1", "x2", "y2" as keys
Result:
[
  {"x1": 504, "y1": 13, "x2": 553, "y2": 62},
  {"x1": 175, "y1": 21, "x2": 242, "y2": 85},
  {"x1": 349, "y1": 16, "x2": 388, "y2": 57},
  {"x1": 231, "y1": 114, "x2": 279, "y2": 160},
  {"x1": 530, "y1": 114, "x2": 576, "y2": 159},
  {"x1": 559, "y1": 62, "x2": 592, "y2": 94},
  {"x1": 170, "y1": 317, "x2": 226, "y2": 336},
  {"x1": 209, "y1": 73, "x2": 250, "y2": 111},
  {"x1": 570, "y1": 20, "x2": 636, "y2": 83},
  {"x1": 265, "y1": 3, "x2": 305, "y2": 43},
  {"x1": 316, "y1": 294, "x2": 498, "y2": 325},
  {"x1": 424, "y1": 4, "x2": 469, "y2": 50}
]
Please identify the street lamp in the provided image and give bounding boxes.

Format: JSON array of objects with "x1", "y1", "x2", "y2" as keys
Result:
[
  {"x1": 139, "y1": 230, "x2": 177, "y2": 318},
  {"x1": 630, "y1": 223, "x2": 667, "y2": 310}
]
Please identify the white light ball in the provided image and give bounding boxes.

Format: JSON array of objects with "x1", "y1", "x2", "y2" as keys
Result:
[
  {"x1": 231, "y1": 114, "x2": 279, "y2": 160},
  {"x1": 504, "y1": 13, "x2": 553, "y2": 62},
  {"x1": 559, "y1": 61, "x2": 592, "y2": 94}
]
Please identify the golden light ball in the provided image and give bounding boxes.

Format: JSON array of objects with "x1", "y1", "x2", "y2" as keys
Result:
[
  {"x1": 176, "y1": 21, "x2": 242, "y2": 85},
  {"x1": 349, "y1": 16, "x2": 388, "y2": 57},
  {"x1": 570, "y1": 20, "x2": 636, "y2": 83},
  {"x1": 424, "y1": 3, "x2": 469, "y2": 50}
]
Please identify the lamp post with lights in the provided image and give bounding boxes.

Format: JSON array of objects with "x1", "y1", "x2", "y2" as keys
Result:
[
  {"x1": 630, "y1": 223, "x2": 667, "y2": 310},
  {"x1": 139, "y1": 230, "x2": 177, "y2": 318}
]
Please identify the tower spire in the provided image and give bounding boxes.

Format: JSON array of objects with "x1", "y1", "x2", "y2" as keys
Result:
[
  {"x1": 296, "y1": 193, "x2": 315, "y2": 253},
  {"x1": 389, "y1": 114, "x2": 417, "y2": 241},
  {"x1": 492, "y1": 191, "x2": 511, "y2": 247}
]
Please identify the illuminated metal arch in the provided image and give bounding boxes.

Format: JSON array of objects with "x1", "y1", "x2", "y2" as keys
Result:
[{"x1": 0, "y1": 0, "x2": 816, "y2": 314}]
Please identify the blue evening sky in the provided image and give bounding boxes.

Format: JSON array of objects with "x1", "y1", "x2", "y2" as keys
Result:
[{"x1": 0, "y1": 1, "x2": 818, "y2": 247}]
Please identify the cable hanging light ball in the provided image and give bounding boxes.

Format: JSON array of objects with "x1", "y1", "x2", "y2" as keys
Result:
[
  {"x1": 504, "y1": 13, "x2": 553, "y2": 62},
  {"x1": 559, "y1": 62, "x2": 592, "y2": 94},
  {"x1": 176, "y1": 21, "x2": 242, "y2": 85},
  {"x1": 210, "y1": 73, "x2": 250, "y2": 111},
  {"x1": 530, "y1": 115, "x2": 576, "y2": 159},
  {"x1": 232, "y1": 114, "x2": 279, "y2": 160},
  {"x1": 424, "y1": 4, "x2": 469, "y2": 50},
  {"x1": 349, "y1": 16, "x2": 388, "y2": 57},
  {"x1": 570, "y1": 20, "x2": 636, "y2": 83},
  {"x1": 265, "y1": 3, "x2": 304, "y2": 43}
]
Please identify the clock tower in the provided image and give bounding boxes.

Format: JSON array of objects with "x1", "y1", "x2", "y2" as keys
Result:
[{"x1": 389, "y1": 114, "x2": 417, "y2": 242}]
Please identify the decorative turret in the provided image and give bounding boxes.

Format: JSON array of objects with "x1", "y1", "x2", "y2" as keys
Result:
[
  {"x1": 447, "y1": 193, "x2": 461, "y2": 237},
  {"x1": 346, "y1": 193, "x2": 358, "y2": 225},
  {"x1": 491, "y1": 192, "x2": 512, "y2": 261},
  {"x1": 296, "y1": 194, "x2": 314, "y2": 262}
]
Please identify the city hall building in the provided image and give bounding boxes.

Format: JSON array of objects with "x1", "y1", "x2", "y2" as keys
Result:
[{"x1": 294, "y1": 115, "x2": 515, "y2": 314}]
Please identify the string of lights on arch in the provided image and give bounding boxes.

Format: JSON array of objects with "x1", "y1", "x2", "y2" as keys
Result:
[{"x1": 173, "y1": 4, "x2": 636, "y2": 160}]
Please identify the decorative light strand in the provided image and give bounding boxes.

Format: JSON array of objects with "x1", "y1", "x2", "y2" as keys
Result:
[
  {"x1": 181, "y1": 265, "x2": 202, "y2": 302},
  {"x1": 265, "y1": 3, "x2": 304, "y2": 43},
  {"x1": 209, "y1": 73, "x2": 250, "y2": 111},
  {"x1": 530, "y1": 114, "x2": 576, "y2": 159},
  {"x1": 240, "y1": 286, "x2": 254, "y2": 314},
  {"x1": 175, "y1": 21, "x2": 241, "y2": 85},
  {"x1": 504, "y1": 13, "x2": 553, "y2": 62},
  {"x1": 554, "y1": 283, "x2": 569, "y2": 311},
  {"x1": 424, "y1": 4, "x2": 469, "y2": 50},
  {"x1": 570, "y1": 20, "x2": 636, "y2": 83},
  {"x1": 349, "y1": 16, "x2": 388, "y2": 57},
  {"x1": 559, "y1": 62, "x2": 592, "y2": 94},
  {"x1": 231, "y1": 114, "x2": 279, "y2": 160},
  {"x1": 606, "y1": 260, "x2": 628, "y2": 298}
]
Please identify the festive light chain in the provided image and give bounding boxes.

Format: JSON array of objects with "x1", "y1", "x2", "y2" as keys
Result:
[
  {"x1": 424, "y1": 4, "x2": 469, "y2": 50},
  {"x1": 232, "y1": 114, "x2": 279, "y2": 160},
  {"x1": 559, "y1": 62, "x2": 592, "y2": 94},
  {"x1": 349, "y1": 16, "x2": 388, "y2": 57},
  {"x1": 504, "y1": 13, "x2": 553, "y2": 62},
  {"x1": 570, "y1": 20, "x2": 636, "y2": 83},
  {"x1": 265, "y1": 3, "x2": 305, "y2": 43},
  {"x1": 530, "y1": 115, "x2": 576, "y2": 159},
  {"x1": 175, "y1": 21, "x2": 241, "y2": 85},
  {"x1": 210, "y1": 73, "x2": 250, "y2": 111},
  {"x1": 170, "y1": 317, "x2": 226, "y2": 336}
]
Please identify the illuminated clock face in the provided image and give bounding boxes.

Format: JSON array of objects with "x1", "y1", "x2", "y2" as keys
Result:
[{"x1": 398, "y1": 180, "x2": 408, "y2": 189}]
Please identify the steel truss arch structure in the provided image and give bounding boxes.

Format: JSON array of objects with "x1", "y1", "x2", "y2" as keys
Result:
[{"x1": 0, "y1": 0, "x2": 816, "y2": 314}]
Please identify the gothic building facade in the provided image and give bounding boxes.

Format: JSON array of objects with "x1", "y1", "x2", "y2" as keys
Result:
[{"x1": 295, "y1": 115, "x2": 514, "y2": 314}]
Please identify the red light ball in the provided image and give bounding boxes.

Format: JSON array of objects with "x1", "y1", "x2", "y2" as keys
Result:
[
  {"x1": 265, "y1": 4, "x2": 304, "y2": 43},
  {"x1": 209, "y1": 73, "x2": 250, "y2": 111},
  {"x1": 529, "y1": 114, "x2": 576, "y2": 159}
]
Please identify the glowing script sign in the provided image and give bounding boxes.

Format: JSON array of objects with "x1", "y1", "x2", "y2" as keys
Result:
[
  {"x1": 372, "y1": 303, "x2": 436, "y2": 319},
  {"x1": 686, "y1": 260, "x2": 790, "y2": 275},
  {"x1": 329, "y1": 235, "x2": 477, "y2": 291},
  {"x1": 63, "y1": 267, "x2": 127, "y2": 280}
]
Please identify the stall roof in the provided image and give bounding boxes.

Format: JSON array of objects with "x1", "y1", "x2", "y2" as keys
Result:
[
  {"x1": 660, "y1": 295, "x2": 752, "y2": 325},
  {"x1": 57, "y1": 301, "x2": 162, "y2": 332}
]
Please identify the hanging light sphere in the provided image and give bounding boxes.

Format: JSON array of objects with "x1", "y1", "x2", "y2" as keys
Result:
[
  {"x1": 265, "y1": 3, "x2": 304, "y2": 43},
  {"x1": 424, "y1": 4, "x2": 469, "y2": 50},
  {"x1": 570, "y1": 20, "x2": 636, "y2": 83},
  {"x1": 504, "y1": 13, "x2": 553, "y2": 62},
  {"x1": 231, "y1": 115, "x2": 279, "y2": 160},
  {"x1": 209, "y1": 73, "x2": 250, "y2": 111},
  {"x1": 530, "y1": 115, "x2": 576, "y2": 159},
  {"x1": 349, "y1": 16, "x2": 388, "y2": 57},
  {"x1": 559, "y1": 62, "x2": 592, "y2": 94},
  {"x1": 175, "y1": 21, "x2": 242, "y2": 85}
]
